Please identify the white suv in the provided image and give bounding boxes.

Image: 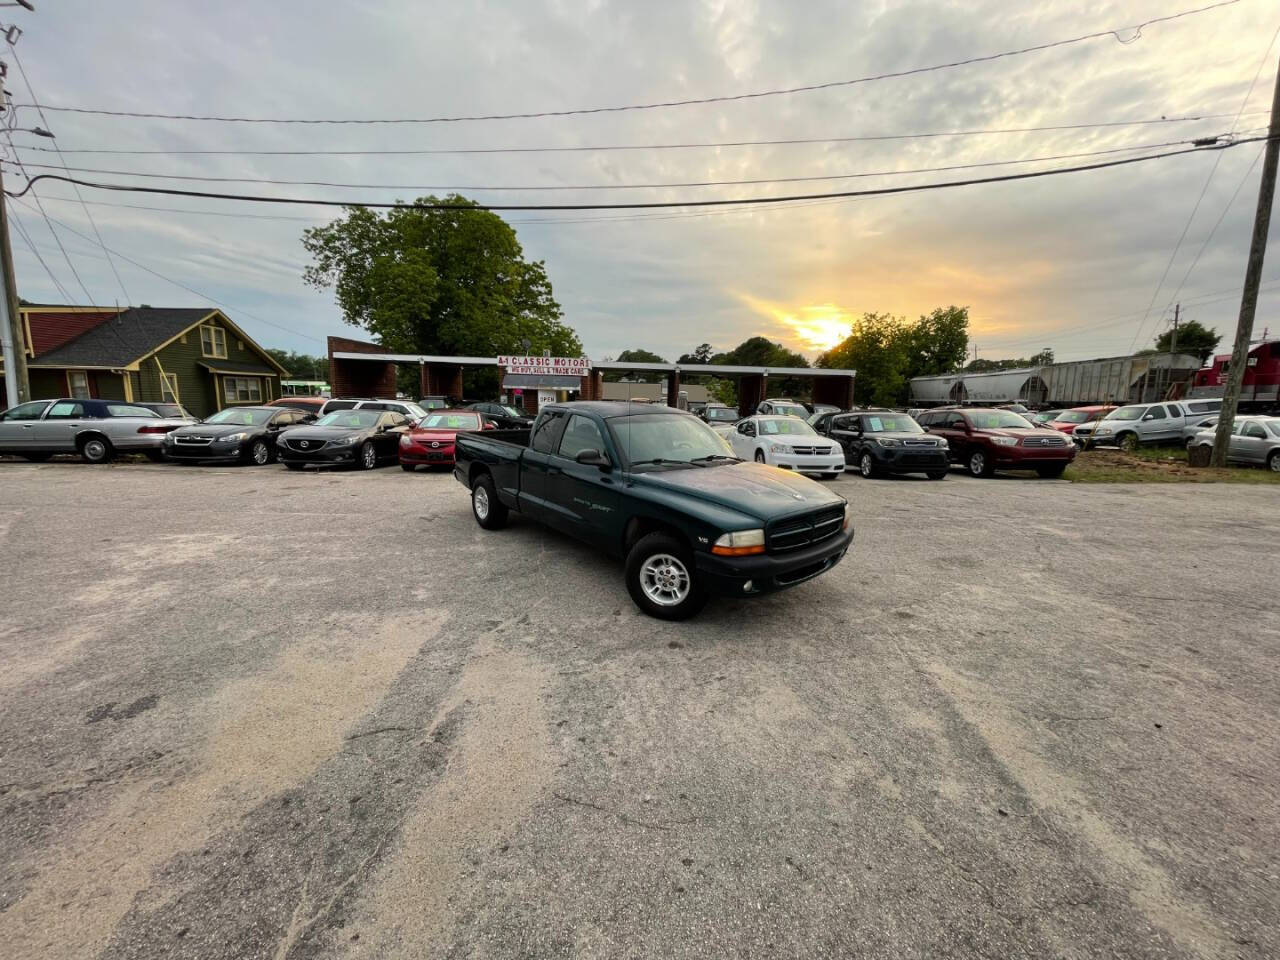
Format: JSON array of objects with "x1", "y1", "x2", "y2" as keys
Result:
[{"x1": 318, "y1": 398, "x2": 427, "y2": 422}]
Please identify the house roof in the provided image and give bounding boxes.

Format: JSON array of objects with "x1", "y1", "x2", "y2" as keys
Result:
[{"x1": 31, "y1": 307, "x2": 215, "y2": 368}]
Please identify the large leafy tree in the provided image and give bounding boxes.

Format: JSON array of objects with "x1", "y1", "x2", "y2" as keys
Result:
[
  {"x1": 265, "y1": 349, "x2": 328, "y2": 380},
  {"x1": 903, "y1": 306, "x2": 970, "y2": 378},
  {"x1": 819, "y1": 313, "x2": 909, "y2": 407},
  {"x1": 677, "y1": 343, "x2": 715, "y2": 365},
  {"x1": 602, "y1": 348, "x2": 668, "y2": 381},
  {"x1": 1155, "y1": 319, "x2": 1220, "y2": 363},
  {"x1": 302, "y1": 195, "x2": 582, "y2": 358}
]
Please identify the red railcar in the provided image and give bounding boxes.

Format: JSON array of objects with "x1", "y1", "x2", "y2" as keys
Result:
[{"x1": 1188, "y1": 341, "x2": 1280, "y2": 410}]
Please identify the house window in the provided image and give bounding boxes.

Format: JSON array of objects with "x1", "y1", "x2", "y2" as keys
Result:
[
  {"x1": 200, "y1": 324, "x2": 227, "y2": 359},
  {"x1": 67, "y1": 370, "x2": 91, "y2": 398},
  {"x1": 224, "y1": 376, "x2": 261, "y2": 403},
  {"x1": 237, "y1": 340, "x2": 244, "y2": 351},
  {"x1": 161, "y1": 373, "x2": 180, "y2": 402},
  {"x1": 180, "y1": 334, "x2": 188, "y2": 344}
]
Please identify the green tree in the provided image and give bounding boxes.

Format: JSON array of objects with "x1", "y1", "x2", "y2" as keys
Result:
[
  {"x1": 602, "y1": 348, "x2": 668, "y2": 382},
  {"x1": 1155, "y1": 319, "x2": 1220, "y2": 363},
  {"x1": 302, "y1": 195, "x2": 581, "y2": 359},
  {"x1": 266, "y1": 349, "x2": 327, "y2": 381},
  {"x1": 677, "y1": 343, "x2": 715, "y2": 365},
  {"x1": 902, "y1": 306, "x2": 969, "y2": 379},
  {"x1": 819, "y1": 313, "x2": 909, "y2": 407}
]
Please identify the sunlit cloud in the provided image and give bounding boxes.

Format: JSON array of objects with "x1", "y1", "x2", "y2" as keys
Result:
[{"x1": 738, "y1": 294, "x2": 854, "y2": 354}]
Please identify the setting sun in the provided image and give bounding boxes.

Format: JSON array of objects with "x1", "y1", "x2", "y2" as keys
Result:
[{"x1": 739, "y1": 296, "x2": 853, "y2": 353}]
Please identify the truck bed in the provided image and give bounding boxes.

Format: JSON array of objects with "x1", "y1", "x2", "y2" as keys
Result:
[{"x1": 454, "y1": 428, "x2": 532, "y2": 508}]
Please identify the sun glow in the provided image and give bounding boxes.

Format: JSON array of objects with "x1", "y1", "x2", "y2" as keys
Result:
[{"x1": 740, "y1": 295, "x2": 853, "y2": 353}]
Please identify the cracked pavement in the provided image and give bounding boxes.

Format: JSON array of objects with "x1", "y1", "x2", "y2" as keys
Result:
[{"x1": 0, "y1": 461, "x2": 1277, "y2": 959}]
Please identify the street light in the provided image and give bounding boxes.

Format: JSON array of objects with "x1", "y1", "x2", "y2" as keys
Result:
[{"x1": 16, "y1": 126, "x2": 53, "y2": 138}]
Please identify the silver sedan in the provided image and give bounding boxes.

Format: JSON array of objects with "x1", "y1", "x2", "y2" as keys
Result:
[
  {"x1": 1187, "y1": 416, "x2": 1280, "y2": 472},
  {"x1": 0, "y1": 398, "x2": 189, "y2": 463}
]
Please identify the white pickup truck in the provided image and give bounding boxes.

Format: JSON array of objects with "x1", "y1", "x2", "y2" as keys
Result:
[{"x1": 1074, "y1": 399, "x2": 1223, "y2": 451}]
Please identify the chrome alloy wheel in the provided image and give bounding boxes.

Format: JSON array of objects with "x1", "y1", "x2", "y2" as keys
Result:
[
  {"x1": 640, "y1": 553, "x2": 691, "y2": 606},
  {"x1": 473, "y1": 484, "x2": 490, "y2": 519}
]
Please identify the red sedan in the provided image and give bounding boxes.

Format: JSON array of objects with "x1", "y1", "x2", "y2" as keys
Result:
[
  {"x1": 399, "y1": 409, "x2": 492, "y2": 471},
  {"x1": 1046, "y1": 405, "x2": 1116, "y2": 435}
]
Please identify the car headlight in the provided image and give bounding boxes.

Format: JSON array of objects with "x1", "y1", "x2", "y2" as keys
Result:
[
  {"x1": 768, "y1": 443, "x2": 789, "y2": 454},
  {"x1": 399, "y1": 433, "x2": 412, "y2": 447},
  {"x1": 164, "y1": 432, "x2": 176, "y2": 444},
  {"x1": 842, "y1": 502, "x2": 852, "y2": 530},
  {"x1": 874, "y1": 437, "x2": 901, "y2": 447},
  {"x1": 936, "y1": 438, "x2": 948, "y2": 448},
  {"x1": 220, "y1": 432, "x2": 248, "y2": 443},
  {"x1": 332, "y1": 434, "x2": 359, "y2": 446},
  {"x1": 712, "y1": 529, "x2": 765, "y2": 556},
  {"x1": 991, "y1": 436, "x2": 1018, "y2": 447}
]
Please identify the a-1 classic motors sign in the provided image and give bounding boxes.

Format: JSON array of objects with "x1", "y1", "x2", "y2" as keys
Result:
[{"x1": 497, "y1": 356, "x2": 591, "y2": 375}]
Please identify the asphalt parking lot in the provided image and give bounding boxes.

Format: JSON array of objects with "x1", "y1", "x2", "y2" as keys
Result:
[{"x1": 1, "y1": 461, "x2": 1277, "y2": 960}]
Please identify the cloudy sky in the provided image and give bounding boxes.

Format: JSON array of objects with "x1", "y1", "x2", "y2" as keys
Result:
[{"x1": 3, "y1": 0, "x2": 1277, "y2": 364}]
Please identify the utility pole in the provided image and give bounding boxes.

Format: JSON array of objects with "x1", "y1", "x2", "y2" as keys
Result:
[
  {"x1": 1211, "y1": 54, "x2": 1280, "y2": 467},
  {"x1": 1169, "y1": 303, "x2": 1179, "y2": 355},
  {"x1": 0, "y1": 121, "x2": 29, "y2": 410}
]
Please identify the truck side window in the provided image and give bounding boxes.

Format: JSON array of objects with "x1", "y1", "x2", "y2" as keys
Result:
[
  {"x1": 1145, "y1": 406, "x2": 1166, "y2": 420},
  {"x1": 531, "y1": 410, "x2": 568, "y2": 453},
  {"x1": 558, "y1": 415, "x2": 604, "y2": 460}
]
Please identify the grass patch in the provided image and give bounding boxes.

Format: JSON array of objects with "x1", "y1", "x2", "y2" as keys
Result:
[{"x1": 1066, "y1": 448, "x2": 1280, "y2": 484}]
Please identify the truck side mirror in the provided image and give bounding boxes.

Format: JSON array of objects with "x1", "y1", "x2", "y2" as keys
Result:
[{"x1": 575, "y1": 448, "x2": 611, "y2": 469}]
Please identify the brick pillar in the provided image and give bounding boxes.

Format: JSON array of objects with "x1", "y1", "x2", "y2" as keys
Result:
[
  {"x1": 666, "y1": 370, "x2": 680, "y2": 408},
  {"x1": 580, "y1": 370, "x2": 602, "y2": 401},
  {"x1": 813, "y1": 375, "x2": 855, "y2": 409},
  {"x1": 422, "y1": 363, "x2": 463, "y2": 399},
  {"x1": 738, "y1": 374, "x2": 767, "y2": 414}
]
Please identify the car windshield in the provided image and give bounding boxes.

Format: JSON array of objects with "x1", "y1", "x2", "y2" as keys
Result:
[
  {"x1": 498, "y1": 405, "x2": 524, "y2": 418},
  {"x1": 315, "y1": 410, "x2": 380, "y2": 428},
  {"x1": 1054, "y1": 411, "x2": 1092, "y2": 424},
  {"x1": 204, "y1": 408, "x2": 273, "y2": 426},
  {"x1": 402, "y1": 403, "x2": 428, "y2": 420},
  {"x1": 770, "y1": 402, "x2": 808, "y2": 418},
  {"x1": 418, "y1": 413, "x2": 481, "y2": 430},
  {"x1": 969, "y1": 411, "x2": 1036, "y2": 429},
  {"x1": 607, "y1": 414, "x2": 734, "y2": 469},
  {"x1": 1108, "y1": 405, "x2": 1146, "y2": 421},
  {"x1": 706, "y1": 407, "x2": 738, "y2": 421},
  {"x1": 759, "y1": 417, "x2": 815, "y2": 436},
  {"x1": 863, "y1": 414, "x2": 923, "y2": 434}
]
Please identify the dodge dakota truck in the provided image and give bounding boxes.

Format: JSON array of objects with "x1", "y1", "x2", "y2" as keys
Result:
[{"x1": 454, "y1": 401, "x2": 854, "y2": 620}]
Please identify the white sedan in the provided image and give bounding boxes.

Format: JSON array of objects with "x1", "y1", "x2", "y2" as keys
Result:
[{"x1": 727, "y1": 415, "x2": 846, "y2": 479}]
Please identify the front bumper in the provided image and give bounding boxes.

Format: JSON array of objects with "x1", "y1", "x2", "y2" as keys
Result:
[
  {"x1": 163, "y1": 441, "x2": 243, "y2": 461},
  {"x1": 400, "y1": 445, "x2": 456, "y2": 466},
  {"x1": 875, "y1": 447, "x2": 949, "y2": 472},
  {"x1": 770, "y1": 450, "x2": 846, "y2": 473},
  {"x1": 695, "y1": 526, "x2": 854, "y2": 597},
  {"x1": 277, "y1": 444, "x2": 360, "y2": 465},
  {"x1": 991, "y1": 449, "x2": 1078, "y2": 467}
]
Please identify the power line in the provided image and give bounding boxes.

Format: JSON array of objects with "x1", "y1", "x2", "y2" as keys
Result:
[
  {"x1": 7, "y1": 111, "x2": 1269, "y2": 157},
  {"x1": 7, "y1": 134, "x2": 1235, "y2": 192},
  {"x1": 6, "y1": 201, "x2": 74, "y2": 301},
  {"x1": 11, "y1": 1, "x2": 1240, "y2": 126},
  {"x1": 3, "y1": 151, "x2": 96, "y2": 302},
  {"x1": 1127, "y1": 22, "x2": 1280, "y2": 354},
  {"x1": 5, "y1": 40, "x2": 132, "y2": 304},
  {"x1": 7, "y1": 196, "x2": 326, "y2": 346},
  {"x1": 5, "y1": 139, "x2": 1267, "y2": 212}
]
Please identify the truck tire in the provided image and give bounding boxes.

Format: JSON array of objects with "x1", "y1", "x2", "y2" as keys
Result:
[
  {"x1": 625, "y1": 532, "x2": 708, "y2": 621},
  {"x1": 471, "y1": 473, "x2": 508, "y2": 530},
  {"x1": 1117, "y1": 432, "x2": 1139, "y2": 453}
]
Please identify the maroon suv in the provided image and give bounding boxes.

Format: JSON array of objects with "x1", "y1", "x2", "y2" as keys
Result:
[{"x1": 916, "y1": 407, "x2": 1077, "y2": 478}]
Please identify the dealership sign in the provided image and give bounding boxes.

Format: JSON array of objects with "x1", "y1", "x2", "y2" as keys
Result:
[{"x1": 498, "y1": 356, "x2": 590, "y2": 376}]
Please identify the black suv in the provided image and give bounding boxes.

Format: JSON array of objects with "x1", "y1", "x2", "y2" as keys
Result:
[{"x1": 827, "y1": 411, "x2": 950, "y2": 479}]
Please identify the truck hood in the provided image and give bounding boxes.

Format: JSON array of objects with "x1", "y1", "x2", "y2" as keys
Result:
[{"x1": 630, "y1": 461, "x2": 843, "y2": 521}]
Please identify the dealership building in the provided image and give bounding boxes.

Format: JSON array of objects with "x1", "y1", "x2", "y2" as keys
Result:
[{"x1": 328, "y1": 335, "x2": 855, "y2": 413}]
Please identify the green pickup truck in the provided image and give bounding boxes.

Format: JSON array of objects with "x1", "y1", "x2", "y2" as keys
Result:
[{"x1": 453, "y1": 401, "x2": 854, "y2": 620}]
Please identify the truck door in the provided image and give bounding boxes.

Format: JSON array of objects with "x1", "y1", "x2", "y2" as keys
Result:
[
  {"x1": 1137, "y1": 404, "x2": 1167, "y2": 442},
  {"x1": 544, "y1": 414, "x2": 621, "y2": 546},
  {"x1": 520, "y1": 409, "x2": 568, "y2": 519}
]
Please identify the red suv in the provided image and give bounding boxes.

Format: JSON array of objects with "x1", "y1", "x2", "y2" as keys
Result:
[
  {"x1": 399, "y1": 409, "x2": 492, "y2": 471},
  {"x1": 916, "y1": 407, "x2": 1077, "y2": 478}
]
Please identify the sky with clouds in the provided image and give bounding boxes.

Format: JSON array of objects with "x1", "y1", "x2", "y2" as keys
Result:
[{"x1": 3, "y1": 0, "x2": 1278, "y2": 365}]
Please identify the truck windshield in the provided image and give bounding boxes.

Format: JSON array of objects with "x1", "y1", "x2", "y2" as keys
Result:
[
  {"x1": 608, "y1": 414, "x2": 734, "y2": 469},
  {"x1": 1108, "y1": 406, "x2": 1146, "y2": 421}
]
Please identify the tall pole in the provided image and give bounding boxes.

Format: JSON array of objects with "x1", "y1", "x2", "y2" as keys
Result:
[
  {"x1": 1170, "y1": 303, "x2": 1179, "y2": 354},
  {"x1": 0, "y1": 164, "x2": 29, "y2": 408},
  {"x1": 1211, "y1": 55, "x2": 1280, "y2": 468}
]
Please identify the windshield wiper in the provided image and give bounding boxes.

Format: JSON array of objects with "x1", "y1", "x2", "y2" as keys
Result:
[
  {"x1": 629, "y1": 457, "x2": 695, "y2": 468},
  {"x1": 688, "y1": 454, "x2": 739, "y2": 464}
]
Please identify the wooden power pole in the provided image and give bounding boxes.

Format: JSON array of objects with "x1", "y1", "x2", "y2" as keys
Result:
[
  {"x1": 1211, "y1": 56, "x2": 1280, "y2": 467},
  {"x1": 0, "y1": 144, "x2": 30, "y2": 408},
  {"x1": 1169, "y1": 303, "x2": 1179, "y2": 354}
]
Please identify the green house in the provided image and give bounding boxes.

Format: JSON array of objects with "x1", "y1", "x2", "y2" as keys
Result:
[{"x1": 16, "y1": 305, "x2": 288, "y2": 419}]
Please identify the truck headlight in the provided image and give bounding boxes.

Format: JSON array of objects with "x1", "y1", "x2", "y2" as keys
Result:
[
  {"x1": 991, "y1": 436, "x2": 1018, "y2": 447},
  {"x1": 1097, "y1": 427, "x2": 1113, "y2": 436},
  {"x1": 842, "y1": 503, "x2": 851, "y2": 530},
  {"x1": 937, "y1": 438, "x2": 948, "y2": 448},
  {"x1": 712, "y1": 529, "x2": 765, "y2": 556},
  {"x1": 768, "y1": 443, "x2": 789, "y2": 454}
]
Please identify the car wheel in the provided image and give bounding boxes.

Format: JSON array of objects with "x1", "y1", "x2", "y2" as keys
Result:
[
  {"x1": 754, "y1": 449, "x2": 766, "y2": 463},
  {"x1": 79, "y1": 435, "x2": 114, "y2": 464},
  {"x1": 1036, "y1": 464, "x2": 1067, "y2": 479},
  {"x1": 284, "y1": 462, "x2": 304, "y2": 471},
  {"x1": 1117, "y1": 432, "x2": 1139, "y2": 453},
  {"x1": 358, "y1": 441, "x2": 377, "y2": 470},
  {"x1": 400, "y1": 463, "x2": 416, "y2": 472},
  {"x1": 859, "y1": 451, "x2": 880, "y2": 478},
  {"x1": 967, "y1": 450, "x2": 993, "y2": 477},
  {"x1": 927, "y1": 470, "x2": 948, "y2": 480},
  {"x1": 1269, "y1": 451, "x2": 1280, "y2": 473},
  {"x1": 471, "y1": 473, "x2": 508, "y2": 529},
  {"x1": 625, "y1": 532, "x2": 708, "y2": 621},
  {"x1": 248, "y1": 439, "x2": 271, "y2": 466}
]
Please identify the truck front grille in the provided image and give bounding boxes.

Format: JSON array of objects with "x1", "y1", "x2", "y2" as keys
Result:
[{"x1": 768, "y1": 505, "x2": 845, "y2": 554}]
